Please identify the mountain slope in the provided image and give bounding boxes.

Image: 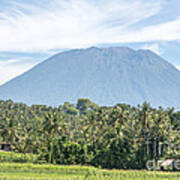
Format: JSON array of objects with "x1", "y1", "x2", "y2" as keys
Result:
[{"x1": 0, "y1": 47, "x2": 180, "y2": 108}]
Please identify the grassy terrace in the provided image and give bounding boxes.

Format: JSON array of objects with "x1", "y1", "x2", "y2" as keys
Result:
[{"x1": 0, "y1": 163, "x2": 180, "y2": 180}]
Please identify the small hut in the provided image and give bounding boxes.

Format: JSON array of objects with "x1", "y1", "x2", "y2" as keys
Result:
[
  {"x1": 160, "y1": 159, "x2": 175, "y2": 171},
  {"x1": 0, "y1": 143, "x2": 11, "y2": 151}
]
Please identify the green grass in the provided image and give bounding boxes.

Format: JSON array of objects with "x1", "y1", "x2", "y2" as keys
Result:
[
  {"x1": 0, "y1": 151, "x2": 38, "y2": 163},
  {"x1": 0, "y1": 163, "x2": 180, "y2": 180}
]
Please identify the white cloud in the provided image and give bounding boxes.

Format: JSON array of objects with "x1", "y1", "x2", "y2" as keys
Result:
[
  {"x1": 140, "y1": 43, "x2": 162, "y2": 55},
  {"x1": 129, "y1": 18, "x2": 180, "y2": 42},
  {"x1": 99, "y1": 18, "x2": 180, "y2": 44},
  {"x1": 0, "y1": 58, "x2": 37, "y2": 85},
  {"x1": 176, "y1": 65, "x2": 180, "y2": 70},
  {"x1": 0, "y1": 0, "x2": 165, "y2": 52}
]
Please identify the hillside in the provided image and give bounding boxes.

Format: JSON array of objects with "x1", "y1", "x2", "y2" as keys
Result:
[{"x1": 0, "y1": 47, "x2": 180, "y2": 108}]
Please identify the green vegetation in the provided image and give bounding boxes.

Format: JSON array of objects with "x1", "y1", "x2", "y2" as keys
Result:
[
  {"x1": 0, "y1": 99, "x2": 180, "y2": 169},
  {"x1": 0, "y1": 151, "x2": 37, "y2": 163},
  {"x1": 0, "y1": 163, "x2": 180, "y2": 180}
]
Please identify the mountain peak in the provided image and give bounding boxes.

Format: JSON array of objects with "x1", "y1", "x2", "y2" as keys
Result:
[
  {"x1": 86, "y1": 46, "x2": 136, "y2": 52},
  {"x1": 0, "y1": 47, "x2": 180, "y2": 109}
]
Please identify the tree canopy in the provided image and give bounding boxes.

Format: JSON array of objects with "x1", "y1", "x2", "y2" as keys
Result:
[{"x1": 0, "y1": 99, "x2": 180, "y2": 169}]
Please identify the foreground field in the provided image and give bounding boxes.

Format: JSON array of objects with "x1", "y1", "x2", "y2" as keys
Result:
[{"x1": 0, "y1": 163, "x2": 180, "y2": 180}]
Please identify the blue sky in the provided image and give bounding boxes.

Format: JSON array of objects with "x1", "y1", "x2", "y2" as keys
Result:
[{"x1": 0, "y1": 0, "x2": 180, "y2": 84}]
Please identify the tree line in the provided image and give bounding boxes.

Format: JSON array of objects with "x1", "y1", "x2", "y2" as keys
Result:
[{"x1": 0, "y1": 99, "x2": 180, "y2": 169}]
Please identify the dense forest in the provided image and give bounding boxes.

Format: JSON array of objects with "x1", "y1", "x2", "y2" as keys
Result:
[{"x1": 0, "y1": 99, "x2": 180, "y2": 169}]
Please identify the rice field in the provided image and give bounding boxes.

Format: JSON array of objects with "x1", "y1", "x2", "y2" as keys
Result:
[{"x1": 0, "y1": 163, "x2": 180, "y2": 180}]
